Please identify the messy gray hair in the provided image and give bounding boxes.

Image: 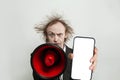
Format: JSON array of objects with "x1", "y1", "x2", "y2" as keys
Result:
[{"x1": 35, "y1": 14, "x2": 74, "y2": 42}]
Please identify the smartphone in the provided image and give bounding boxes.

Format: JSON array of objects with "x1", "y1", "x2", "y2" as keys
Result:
[{"x1": 71, "y1": 36, "x2": 95, "y2": 80}]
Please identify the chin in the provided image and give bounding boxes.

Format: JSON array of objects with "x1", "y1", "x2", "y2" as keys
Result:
[{"x1": 58, "y1": 44, "x2": 63, "y2": 49}]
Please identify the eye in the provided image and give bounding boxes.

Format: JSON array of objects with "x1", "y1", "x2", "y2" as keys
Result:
[
  {"x1": 57, "y1": 33, "x2": 63, "y2": 37},
  {"x1": 47, "y1": 33, "x2": 55, "y2": 37}
]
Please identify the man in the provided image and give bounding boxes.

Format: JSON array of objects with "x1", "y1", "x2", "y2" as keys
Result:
[{"x1": 32, "y1": 15, "x2": 98, "y2": 80}]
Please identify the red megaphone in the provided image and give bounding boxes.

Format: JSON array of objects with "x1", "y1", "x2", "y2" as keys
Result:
[{"x1": 31, "y1": 43, "x2": 67, "y2": 79}]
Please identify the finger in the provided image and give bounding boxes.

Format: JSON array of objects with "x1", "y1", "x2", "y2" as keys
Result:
[
  {"x1": 89, "y1": 60, "x2": 97, "y2": 71},
  {"x1": 68, "y1": 53, "x2": 74, "y2": 59}
]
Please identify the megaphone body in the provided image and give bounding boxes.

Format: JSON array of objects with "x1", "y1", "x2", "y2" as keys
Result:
[{"x1": 31, "y1": 43, "x2": 67, "y2": 79}]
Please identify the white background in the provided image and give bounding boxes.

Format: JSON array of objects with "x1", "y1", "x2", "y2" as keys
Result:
[{"x1": 0, "y1": 0, "x2": 120, "y2": 80}]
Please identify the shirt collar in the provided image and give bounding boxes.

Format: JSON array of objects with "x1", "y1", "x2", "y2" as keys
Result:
[{"x1": 63, "y1": 44, "x2": 66, "y2": 52}]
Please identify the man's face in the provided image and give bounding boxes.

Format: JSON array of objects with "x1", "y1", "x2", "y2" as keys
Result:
[{"x1": 46, "y1": 22, "x2": 67, "y2": 48}]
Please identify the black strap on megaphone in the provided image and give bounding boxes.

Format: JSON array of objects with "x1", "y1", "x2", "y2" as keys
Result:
[{"x1": 31, "y1": 43, "x2": 67, "y2": 79}]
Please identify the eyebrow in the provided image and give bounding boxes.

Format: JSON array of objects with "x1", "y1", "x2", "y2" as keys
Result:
[{"x1": 47, "y1": 31, "x2": 63, "y2": 34}]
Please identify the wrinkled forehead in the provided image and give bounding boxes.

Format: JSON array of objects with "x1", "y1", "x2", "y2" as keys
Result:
[{"x1": 46, "y1": 22, "x2": 66, "y2": 34}]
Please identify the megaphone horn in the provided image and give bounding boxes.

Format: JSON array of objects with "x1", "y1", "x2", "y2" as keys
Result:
[{"x1": 31, "y1": 43, "x2": 67, "y2": 79}]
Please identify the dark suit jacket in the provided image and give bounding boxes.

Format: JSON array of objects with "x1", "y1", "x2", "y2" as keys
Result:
[
  {"x1": 63, "y1": 46, "x2": 73, "y2": 80},
  {"x1": 31, "y1": 45, "x2": 73, "y2": 80}
]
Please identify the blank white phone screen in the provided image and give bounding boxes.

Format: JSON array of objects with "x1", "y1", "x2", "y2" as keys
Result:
[{"x1": 71, "y1": 37, "x2": 95, "y2": 80}]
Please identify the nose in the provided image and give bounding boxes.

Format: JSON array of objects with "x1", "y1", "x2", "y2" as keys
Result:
[{"x1": 54, "y1": 35, "x2": 58, "y2": 42}]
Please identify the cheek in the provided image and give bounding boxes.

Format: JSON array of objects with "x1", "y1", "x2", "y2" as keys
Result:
[
  {"x1": 63, "y1": 34, "x2": 67, "y2": 40},
  {"x1": 47, "y1": 37, "x2": 53, "y2": 42},
  {"x1": 60, "y1": 37, "x2": 66, "y2": 42}
]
